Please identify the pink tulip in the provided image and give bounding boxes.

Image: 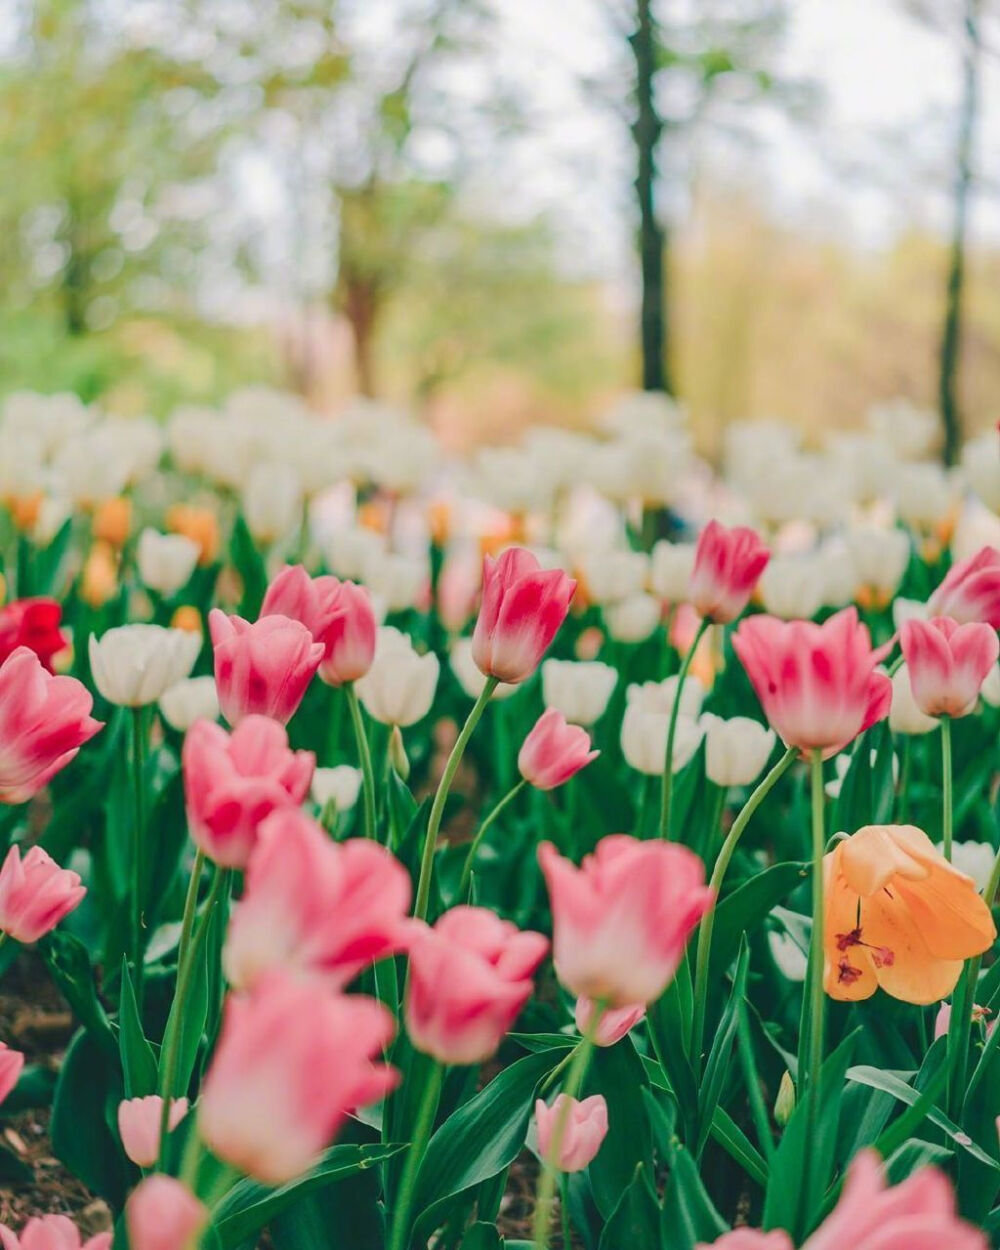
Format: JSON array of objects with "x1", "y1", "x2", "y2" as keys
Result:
[
  {"x1": 0, "y1": 845, "x2": 85, "y2": 944},
  {"x1": 199, "y1": 973, "x2": 397, "y2": 1184},
  {"x1": 0, "y1": 1043, "x2": 23, "y2": 1107},
  {"x1": 261, "y1": 565, "x2": 377, "y2": 686},
  {"x1": 699, "y1": 1233, "x2": 792, "y2": 1249},
  {"x1": 574, "y1": 996, "x2": 646, "y2": 1047},
  {"x1": 182, "y1": 716, "x2": 314, "y2": 868},
  {"x1": 0, "y1": 1217, "x2": 112, "y2": 1250},
  {"x1": 223, "y1": 808, "x2": 411, "y2": 991},
  {"x1": 534, "y1": 1093, "x2": 608, "y2": 1172},
  {"x1": 406, "y1": 906, "x2": 549, "y2": 1065},
  {"x1": 117, "y1": 1095, "x2": 189, "y2": 1168},
  {"x1": 539, "y1": 835, "x2": 713, "y2": 1007},
  {"x1": 689, "y1": 520, "x2": 770, "y2": 624},
  {"x1": 209, "y1": 608, "x2": 323, "y2": 725},
  {"x1": 0, "y1": 648, "x2": 102, "y2": 803},
  {"x1": 471, "y1": 547, "x2": 576, "y2": 684},
  {"x1": 928, "y1": 546, "x2": 1000, "y2": 629},
  {"x1": 518, "y1": 709, "x2": 598, "y2": 791},
  {"x1": 934, "y1": 1001, "x2": 995, "y2": 1043},
  {"x1": 732, "y1": 607, "x2": 892, "y2": 757},
  {"x1": 125, "y1": 1176, "x2": 206, "y2": 1250},
  {"x1": 900, "y1": 617, "x2": 999, "y2": 718}
]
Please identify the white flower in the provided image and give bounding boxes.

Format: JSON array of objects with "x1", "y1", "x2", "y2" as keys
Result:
[
  {"x1": 158, "y1": 676, "x2": 219, "y2": 731},
  {"x1": 242, "y1": 462, "x2": 303, "y2": 544},
  {"x1": 449, "y1": 638, "x2": 517, "y2": 701},
  {"x1": 626, "y1": 675, "x2": 704, "y2": 720},
  {"x1": 33, "y1": 496, "x2": 72, "y2": 546},
  {"x1": 356, "y1": 627, "x2": 439, "y2": 726},
  {"x1": 541, "y1": 659, "x2": 617, "y2": 726},
  {"x1": 650, "y1": 541, "x2": 696, "y2": 602},
  {"x1": 937, "y1": 840, "x2": 994, "y2": 892},
  {"x1": 889, "y1": 664, "x2": 940, "y2": 736},
  {"x1": 311, "y1": 766, "x2": 363, "y2": 812},
  {"x1": 605, "y1": 593, "x2": 661, "y2": 643},
  {"x1": 961, "y1": 430, "x2": 1000, "y2": 512},
  {"x1": 89, "y1": 625, "x2": 200, "y2": 707},
  {"x1": 578, "y1": 550, "x2": 649, "y2": 605},
  {"x1": 891, "y1": 597, "x2": 928, "y2": 632},
  {"x1": 980, "y1": 663, "x2": 1000, "y2": 708},
  {"x1": 326, "y1": 526, "x2": 387, "y2": 581},
  {"x1": 867, "y1": 398, "x2": 939, "y2": 461},
  {"x1": 621, "y1": 702, "x2": 702, "y2": 776},
  {"x1": 758, "y1": 554, "x2": 826, "y2": 620},
  {"x1": 824, "y1": 749, "x2": 898, "y2": 800},
  {"x1": 891, "y1": 461, "x2": 959, "y2": 531},
  {"x1": 137, "y1": 529, "x2": 200, "y2": 596},
  {"x1": 768, "y1": 928, "x2": 807, "y2": 982},
  {"x1": 845, "y1": 526, "x2": 911, "y2": 601},
  {"x1": 701, "y1": 714, "x2": 775, "y2": 788},
  {"x1": 362, "y1": 550, "x2": 428, "y2": 614},
  {"x1": 817, "y1": 540, "x2": 857, "y2": 609}
]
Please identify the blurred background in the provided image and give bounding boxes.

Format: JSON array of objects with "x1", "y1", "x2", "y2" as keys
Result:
[{"x1": 1, "y1": 0, "x2": 998, "y2": 460}]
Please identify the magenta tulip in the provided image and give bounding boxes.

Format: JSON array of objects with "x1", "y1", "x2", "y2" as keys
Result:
[{"x1": 471, "y1": 547, "x2": 575, "y2": 683}]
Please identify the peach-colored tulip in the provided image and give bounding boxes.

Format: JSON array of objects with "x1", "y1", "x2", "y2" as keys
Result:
[
  {"x1": 535, "y1": 1094, "x2": 608, "y2": 1172},
  {"x1": 125, "y1": 1176, "x2": 206, "y2": 1250},
  {"x1": 0, "y1": 845, "x2": 85, "y2": 944},
  {"x1": 209, "y1": 609, "x2": 323, "y2": 725},
  {"x1": 261, "y1": 565, "x2": 377, "y2": 686},
  {"x1": 928, "y1": 545, "x2": 1000, "y2": 629},
  {"x1": 518, "y1": 709, "x2": 598, "y2": 791},
  {"x1": 689, "y1": 520, "x2": 770, "y2": 624},
  {"x1": 824, "y1": 825, "x2": 995, "y2": 1004},
  {"x1": 539, "y1": 835, "x2": 712, "y2": 1007},
  {"x1": 117, "y1": 1095, "x2": 188, "y2": 1168},
  {"x1": 0, "y1": 1216, "x2": 112, "y2": 1250},
  {"x1": 471, "y1": 547, "x2": 576, "y2": 684},
  {"x1": 406, "y1": 906, "x2": 548, "y2": 1065},
  {"x1": 900, "y1": 616, "x2": 999, "y2": 717},
  {"x1": 574, "y1": 996, "x2": 646, "y2": 1046},
  {"x1": 0, "y1": 1043, "x2": 23, "y2": 1108}
]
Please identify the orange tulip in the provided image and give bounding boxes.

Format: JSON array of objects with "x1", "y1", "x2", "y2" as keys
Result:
[
  {"x1": 81, "y1": 541, "x2": 119, "y2": 608},
  {"x1": 171, "y1": 605, "x2": 203, "y2": 635},
  {"x1": 93, "y1": 497, "x2": 132, "y2": 548},
  {"x1": 824, "y1": 824, "x2": 996, "y2": 1005},
  {"x1": 167, "y1": 504, "x2": 219, "y2": 567},
  {"x1": 7, "y1": 493, "x2": 43, "y2": 532}
]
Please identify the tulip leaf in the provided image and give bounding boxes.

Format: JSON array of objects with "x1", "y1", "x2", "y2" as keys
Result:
[
  {"x1": 585, "y1": 1037, "x2": 654, "y2": 1219},
  {"x1": 711, "y1": 1106, "x2": 768, "y2": 1186},
  {"x1": 459, "y1": 1224, "x2": 504, "y2": 1250},
  {"x1": 0, "y1": 1064, "x2": 56, "y2": 1116},
  {"x1": 660, "y1": 1146, "x2": 727, "y2": 1250},
  {"x1": 38, "y1": 929, "x2": 116, "y2": 1054},
  {"x1": 696, "y1": 941, "x2": 749, "y2": 1157},
  {"x1": 599, "y1": 1162, "x2": 661, "y2": 1250},
  {"x1": 648, "y1": 966, "x2": 699, "y2": 1143},
  {"x1": 118, "y1": 958, "x2": 158, "y2": 1097},
  {"x1": 230, "y1": 513, "x2": 268, "y2": 619},
  {"x1": 709, "y1": 862, "x2": 809, "y2": 984},
  {"x1": 51, "y1": 1028, "x2": 128, "y2": 1207}
]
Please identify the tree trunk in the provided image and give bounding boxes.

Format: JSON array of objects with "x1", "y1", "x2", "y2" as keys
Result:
[
  {"x1": 630, "y1": 0, "x2": 671, "y2": 394},
  {"x1": 342, "y1": 274, "x2": 380, "y2": 398},
  {"x1": 939, "y1": 0, "x2": 981, "y2": 466}
]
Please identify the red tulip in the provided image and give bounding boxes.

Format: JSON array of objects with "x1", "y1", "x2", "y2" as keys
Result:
[
  {"x1": 209, "y1": 609, "x2": 323, "y2": 725},
  {"x1": 689, "y1": 520, "x2": 770, "y2": 624},
  {"x1": 471, "y1": 547, "x2": 575, "y2": 684},
  {"x1": 0, "y1": 599, "x2": 67, "y2": 672},
  {"x1": 900, "y1": 616, "x2": 1000, "y2": 717},
  {"x1": 0, "y1": 845, "x2": 85, "y2": 944},
  {"x1": 928, "y1": 546, "x2": 1000, "y2": 629},
  {"x1": 518, "y1": 709, "x2": 598, "y2": 791},
  {"x1": 261, "y1": 565, "x2": 376, "y2": 686}
]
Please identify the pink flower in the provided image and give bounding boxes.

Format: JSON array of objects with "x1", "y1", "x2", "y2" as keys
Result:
[
  {"x1": 900, "y1": 617, "x2": 999, "y2": 717},
  {"x1": 117, "y1": 1095, "x2": 188, "y2": 1168},
  {"x1": 518, "y1": 709, "x2": 598, "y2": 791},
  {"x1": 471, "y1": 547, "x2": 576, "y2": 684},
  {"x1": 534, "y1": 1093, "x2": 608, "y2": 1172},
  {"x1": 406, "y1": 906, "x2": 548, "y2": 1065},
  {"x1": 0, "y1": 648, "x2": 102, "y2": 803},
  {"x1": 928, "y1": 546, "x2": 1000, "y2": 629},
  {"x1": 699, "y1": 1233, "x2": 791, "y2": 1249},
  {"x1": 538, "y1": 835, "x2": 713, "y2": 1007},
  {"x1": 0, "y1": 846, "x2": 85, "y2": 943},
  {"x1": 0, "y1": 599, "x2": 67, "y2": 672},
  {"x1": 689, "y1": 520, "x2": 770, "y2": 624},
  {"x1": 0, "y1": 1043, "x2": 24, "y2": 1107},
  {"x1": 199, "y1": 973, "x2": 397, "y2": 1184},
  {"x1": 0, "y1": 1217, "x2": 112, "y2": 1250},
  {"x1": 574, "y1": 996, "x2": 646, "y2": 1047},
  {"x1": 732, "y1": 607, "x2": 892, "y2": 757},
  {"x1": 182, "y1": 716, "x2": 314, "y2": 868},
  {"x1": 209, "y1": 609, "x2": 323, "y2": 725},
  {"x1": 125, "y1": 1176, "x2": 206, "y2": 1250},
  {"x1": 261, "y1": 565, "x2": 376, "y2": 686},
  {"x1": 223, "y1": 809, "x2": 411, "y2": 991}
]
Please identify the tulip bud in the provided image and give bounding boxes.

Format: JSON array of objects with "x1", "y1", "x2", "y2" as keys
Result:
[
  {"x1": 311, "y1": 765, "x2": 362, "y2": 813},
  {"x1": 355, "y1": 628, "x2": 439, "y2": 727},
  {"x1": 137, "y1": 529, "x2": 200, "y2": 596},
  {"x1": 117, "y1": 1095, "x2": 189, "y2": 1168},
  {"x1": 701, "y1": 714, "x2": 776, "y2": 788},
  {"x1": 242, "y1": 462, "x2": 303, "y2": 544},
  {"x1": 472, "y1": 547, "x2": 575, "y2": 684},
  {"x1": 541, "y1": 660, "x2": 617, "y2": 727},
  {"x1": 126, "y1": 1176, "x2": 206, "y2": 1250},
  {"x1": 159, "y1": 676, "x2": 219, "y2": 732},
  {"x1": 389, "y1": 725, "x2": 410, "y2": 780},
  {"x1": 605, "y1": 592, "x2": 661, "y2": 643},
  {"x1": 900, "y1": 617, "x2": 999, "y2": 718},
  {"x1": 574, "y1": 997, "x2": 646, "y2": 1047},
  {"x1": 89, "y1": 625, "x2": 200, "y2": 707},
  {"x1": 518, "y1": 709, "x2": 597, "y2": 791},
  {"x1": 534, "y1": 1093, "x2": 608, "y2": 1172},
  {"x1": 0, "y1": 845, "x2": 86, "y2": 943},
  {"x1": 774, "y1": 1071, "x2": 795, "y2": 1127}
]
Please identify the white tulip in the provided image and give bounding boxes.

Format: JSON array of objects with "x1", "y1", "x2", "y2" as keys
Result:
[
  {"x1": 579, "y1": 550, "x2": 649, "y2": 605},
  {"x1": 951, "y1": 499, "x2": 1000, "y2": 563},
  {"x1": 824, "y1": 749, "x2": 899, "y2": 800},
  {"x1": 891, "y1": 462, "x2": 958, "y2": 531},
  {"x1": 891, "y1": 597, "x2": 928, "y2": 631},
  {"x1": 51, "y1": 431, "x2": 132, "y2": 506},
  {"x1": 621, "y1": 702, "x2": 702, "y2": 776},
  {"x1": 137, "y1": 529, "x2": 200, "y2": 596},
  {"x1": 626, "y1": 675, "x2": 704, "y2": 721},
  {"x1": 867, "y1": 398, "x2": 938, "y2": 461},
  {"x1": 158, "y1": 676, "x2": 219, "y2": 731},
  {"x1": 759, "y1": 554, "x2": 826, "y2": 620},
  {"x1": 356, "y1": 627, "x2": 439, "y2": 727},
  {"x1": 33, "y1": 496, "x2": 72, "y2": 546},
  {"x1": 980, "y1": 663, "x2": 1000, "y2": 707},
  {"x1": 937, "y1": 840, "x2": 994, "y2": 892},
  {"x1": 817, "y1": 540, "x2": 857, "y2": 609},
  {"x1": 701, "y1": 714, "x2": 776, "y2": 788},
  {"x1": 311, "y1": 766, "x2": 363, "y2": 812},
  {"x1": 650, "y1": 541, "x2": 696, "y2": 602},
  {"x1": 362, "y1": 550, "x2": 428, "y2": 614},
  {"x1": 845, "y1": 526, "x2": 911, "y2": 601},
  {"x1": 449, "y1": 638, "x2": 517, "y2": 701},
  {"x1": 242, "y1": 462, "x2": 303, "y2": 544},
  {"x1": 89, "y1": 625, "x2": 200, "y2": 707},
  {"x1": 962, "y1": 430, "x2": 1000, "y2": 512},
  {"x1": 605, "y1": 593, "x2": 661, "y2": 643},
  {"x1": 2, "y1": 390, "x2": 93, "y2": 457},
  {"x1": 326, "y1": 526, "x2": 387, "y2": 581},
  {"x1": 541, "y1": 659, "x2": 617, "y2": 726},
  {"x1": 889, "y1": 664, "x2": 940, "y2": 736}
]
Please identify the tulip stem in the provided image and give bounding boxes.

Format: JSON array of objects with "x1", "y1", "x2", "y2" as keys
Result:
[
  {"x1": 414, "y1": 678, "x2": 498, "y2": 921},
  {"x1": 941, "y1": 716, "x2": 953, "y2": 862},
  {"x1": 130, "y1": 707, "x2": 146, "y2": 1012},
  {"x1": 660, "y1": 617, "x2": 710, "y2": 840},
  {"x1": 690, "y1": 746, "x2": 797, "y2": 1070},
  {"x1": 345, "y1": 683, "x2": 377, "y2": 841},
  {"x1": 458, "y1": 778, "x2": 527, "y2": 902},
  {"x1": 387, "y1": 1060, "x2": 443, "y2": 1250},
  {"x1": 798, "y1": 750, "x2": 827, "y2": 1202}
]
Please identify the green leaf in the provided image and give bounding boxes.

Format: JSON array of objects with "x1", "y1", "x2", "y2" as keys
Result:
[
  {"x1": 661, "y1": 1147, "x2": 726, "y2": 1250},
  {"x1": 599, "y1": 1163, "x2": 661, "y2": 1250},
  {"x1": 711, "y1": 1106, "x2": 768, "y2": 1187},
  {"x1": 38, "y1": 930, "x2": 115, "y2": 1054},
  {"x1": 1, "y1": 1064, "x2": 56, "y2": 1115},
  {"x1": 586, "y1": 1039, "x2": 653, "y2": 1219},
  {"x1": 118, "y1": 959, "x2": 158, "y2": 1098},
  {"x1": 51, "y1": 1029, "x2": 127, "y2": 1207},
  {"x1": 459, "y1": 1224, "x2": 504, "y2": 1250},
  {"x1": 697, "y1": 941, "x2": 748, "y2": 1156},
  {"x1": 709, "y1": 862, "x2": 808, "y2": 982}
]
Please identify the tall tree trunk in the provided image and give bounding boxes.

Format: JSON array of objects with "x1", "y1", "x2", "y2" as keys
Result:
[
  {"x1": 630, "y1": 0, "x2": 671, "y2": 394},
  {"x1": 342, "y1": 274, "x2": 380, "y2": 398},
  {"x1": 939, "y1": 0, "x2": 981, "y2": 466}
]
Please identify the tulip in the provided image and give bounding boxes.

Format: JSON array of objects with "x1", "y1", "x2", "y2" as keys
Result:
[
  {"x1": 539, "y1": 835, "x2": 713, "y2": 1007},
  {"x1": 158, "y1": 676, "x2": 219, "y2": 732},
  {"x1": 261, "y1": 565, "x2": 377, "y2": 687},
  {"x1": 311, "y1": 765, "x2": 362, "y2": 812},
  {"x1": 0, "y1": 845, "x2": 85, "y2": 943},
  {"x1": 91, "y1": 495, "x2": 132, "y2": 546},
  {"x1": 125, "y1": 1176, "x2": 207, "y2": 1250},
  {"x1": 928, "y1": 545, "x2": 1000, "y2": 628},
  {"x1": 0, "y1": 648, "x2": 103, "y2": 802},
  {"x1": 541, "y1": 659, "x2": 617, "y2": 726},
  {"x1": 199, "y1": 973, "x2": 397, "y2": 1184},
  {"x1": 574, "y1": 996, "x2": 645, "y2": 1047},
  {"x1": 0, "y1": 1043, "x2": 23, "y2": 1107},
  {"x1": 136, "y1": 529, "x2": 199, "y2": 596},
  {"x1": 940, "y1": 839, "x2": 994, "y2": 891},
  {"x1": 242, "y1": 461, "x2": 303, "y2": 544},
  {"x1": 900, "y1": 616, "x2": 1000, "y2": 718},
  {"x1": 0, "y1": 1217, "x2": 112, "y2": 1250},
  {"x1": 700, "y1": 1232, "x2": 790, "y2": 1249},
  {"x1": 471, "y1": 547, "x2": 576, "y2": 683},
  {"x1": 362, "y1": 550, "x2": 430, "y2": 614},
  {"x1": 888, "y1": 664, "x2": 940, "y2": 735},
  {"x1": 326, "y1": 525, "x2": 387, "y2": 581},
  {"x1": 166, "y1": 503, "x2": 219, "y2": 566},
  {"x1": 605, "y1": 592, "x2": 661, "y2": 643},
  {"x1": 518, "y1": 709, "x2": 598, "y2": 791},
  {"x1": 405, "y1": 906, "x2": 548, "y2": 1065},
  {"x1": 846, "y1": 526, "x2": 911, "y2": 606},
  {"x1": 80, "y1": 542, "x2": 118, "y2": 609},
  {"x1": 534, "y1": 1094, "x2": 608, "y2": 1172},
  {"x1": 0, "y1": 599, "x2": 67, "y2": 672},
  {"x1": 89, "y1": 625, "x2": 200, "y2": 707},
  {"x1": 650, "y1": 540, "x2": 696, "y2": 603},
  {"x1": 578, "y1": 550, "x2": 648, "y2": 605},
  {"x1": 355, "y1": 627, "x2": 439, "y2": 727},
  {"x1": 449, "y1": 638, "x2": 518, "y2": 702},
  {"x1": 621, "y1": 700, "x2": 703, "y2": 777},
  {"x1": 223, "y1": 809, "x2": 411, "y2": 991},
  {"x1": 209, "y1": 609, "x2": 323, "y2": 726},
  {"x1": 117, "y1": 1095, "x2": 188, "y2": 1168},
  {"x1": 824, "y1": 824, "x2": 995, "y2": 1004},
  {"x1": 758, "y1": 554, "x2": 826, "y2": 621},
  {"x1": 183, "y1": 716, "x2": 314, "y2": 868},
  {"x1": 701, "y1": 714, "x2": 776, "y2": 788},
  {"x1": 689, "y1": 520, "x2": 770, "y2": 624},
  {"x1": 732, "y1": 607, "x2": 892, "y2": 757}
]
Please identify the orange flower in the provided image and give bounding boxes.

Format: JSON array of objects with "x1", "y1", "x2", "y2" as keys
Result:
[
  {"x1": 93, "y1": 497, "x2": 132, "y2": 548},
  {"x1": 824, "y1": 824, "x2": 996, "y2": 1005},
  {"x1": 171, "y1": 605, "x2": 203, "y2": 634},
  {"x1": 81, "y1": 541, "x2": 119, "y2": 608},
  {"x1": 167, "y1": 504, "x2": 220, "y2": 567},
  {"x1": 7, "y1": 492, "x2": 43, "y2": 532}
]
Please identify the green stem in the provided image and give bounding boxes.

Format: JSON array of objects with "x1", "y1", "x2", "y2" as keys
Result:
[
  {"x1": 897, "y1": 736, "x2": 912, "y2": 824},
  {"x1": 387, "y1": 1061, "x2": 444, "y2": 1250},
  {"x1": 414, "y1": 678, "x2": 498, "y2": 921},
  {"x1": 660, "y1": 617, "x2": 710, "y2": 839},
  {"x1": 736, "y1": 1003, "x2": 775, "y2": 1161},
  {"x1": 130, "y1": 707, "x2": 146, "y2": 1011},
  {"x1": 941, "y1": 716, "x2": 953, "y2": 861},
  {"x1": 176, "y1": 849, "x2": 205, "y2": 975},
  {"x1": 458, "y1": 779, "x2": 526, "y2": 901},
  {"x1": 559, "y1": 1174, "x2": 572, "y2": 1250},
  {"x1": 345, "y1": 683, "x2": 377, "y2": 841},
  {"x1": 799, "y1": 750, "x2": 827, "y2": 1195},
  {"x1": 690, "y1": 746, "x2": 797, "y2": 1068}
]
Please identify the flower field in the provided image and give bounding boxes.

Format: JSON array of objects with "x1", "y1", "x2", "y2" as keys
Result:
[{"x1": 0, "y1": 387, "x2": 998, "y2": 1249}]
